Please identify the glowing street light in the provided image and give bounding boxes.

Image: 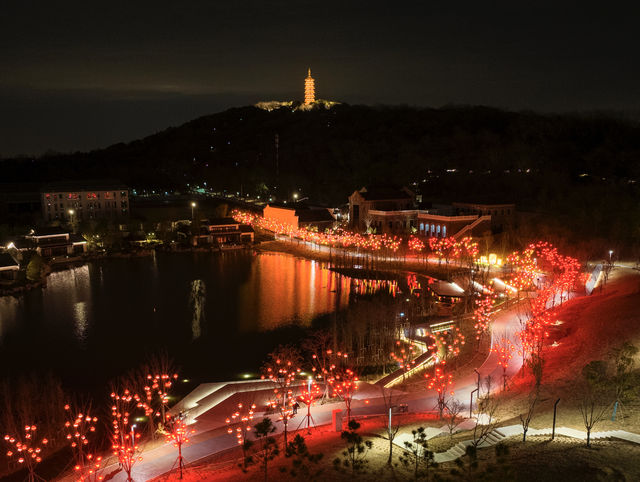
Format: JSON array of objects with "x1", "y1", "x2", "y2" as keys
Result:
[
  {"x1": 190, "y1": 202, "x2": 197, "y2": 220},
  {"x1": 293, "y1": 193, "x2": 299, "y2": 202},
  {"x1": 609, "y1": 250, "x2": 613, "y2": 262}
]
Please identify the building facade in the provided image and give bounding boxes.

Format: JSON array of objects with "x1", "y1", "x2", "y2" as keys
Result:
[
  {"x1": 41, "y1": 182, "x2": 129, "y2": 222},
  {"x1": 452, "y1": 202, "x2": 516, "y2": 231},
  {"x1": 263, "y1": 204, "x2": 335, "y2": 231},
  {"x1": 367, "y1": 209, "x2": 492, "y2": 238},
  {"x1": 196, "y1": 218, "x2": 254, "y2": 245},
  {"x1": 7, "y1": 228, "x2": 87, "y2": 259},
  {"x1": 348, "y1": 186, "x2": 415, "y2": 231}
]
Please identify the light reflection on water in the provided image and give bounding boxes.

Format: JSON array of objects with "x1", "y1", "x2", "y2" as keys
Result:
[
  {"x1": 0, "y1": 252, "x2": 396, "y2": 388},
  {"x1": 237, "y1": 253, "x2": 351, "y2": 331},
  {"x1": 73, "y1": 301, "x2": 89, "y2": 341}
]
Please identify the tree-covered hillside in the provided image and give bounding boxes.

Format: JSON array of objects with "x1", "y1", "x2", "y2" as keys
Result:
[{"x1": 2, "y1": 104, "x2": 639, "y2": 244}]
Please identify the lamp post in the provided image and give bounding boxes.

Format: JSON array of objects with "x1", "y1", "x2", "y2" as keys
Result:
[
  {"x1": 191, "y1": 202, "x2": 197, "y2": 220},
  {"x1": 470, "y1": 388, "x2": 479, "y2": 418},
  {"x1": 68, "y1": 209, "x2": 75, "y2": 231},
  {"x1": 609, "y1": 250, "x2": 613, "y2": 263},
  {"x1": 474, "y1": 368, "x2": 480, "y2": 394},
  {"x1": 293, "y1": 193, "x2": 299, "y2": 202}
]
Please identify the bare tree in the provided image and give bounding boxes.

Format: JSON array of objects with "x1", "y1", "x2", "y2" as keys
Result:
[
  {"x1": 0, "y1": 373, "x2": 66, "y2": 453},
  {"x1": 579, "y1": 361, "x2": 611, "y2": 448},
  {"x1": 519, "y1": 390, "x2": 538, "y2": 442},
  {"x1": 528, "y1": 352, "x2": 545, "y2": 393},
  {"x1": 472, "y1": 392, "x2": 500, "y2": 448},
  {"x1": 379, "y1": 386, "x2": 403, "y2": 465},
  {"x1": 580, "y1": 393, "x2": 610, "y2": 448},
  {"x1": 610, "y1": 342, "x2": 638, "y2": 418},
  {"x1": 444, "y1": 399, "x2": 464, "y2": 438}
]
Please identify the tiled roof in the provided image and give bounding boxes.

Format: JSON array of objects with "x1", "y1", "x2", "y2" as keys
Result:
[
  {"x1": 296, "y1": 208, "x2": 335, "y2": 223},
  {"x1": 358, "y1": 186, "x2": 413, "y2": 201}
]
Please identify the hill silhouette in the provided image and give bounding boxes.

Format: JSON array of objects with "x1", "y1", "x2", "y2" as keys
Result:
[{"x1": 1, "y1": 103, "x2": 639, "y2": 244}]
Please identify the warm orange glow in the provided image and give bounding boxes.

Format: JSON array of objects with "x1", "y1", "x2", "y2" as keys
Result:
[{"x1": 304, "y1": 68, "x2": 315, "y2": 104}]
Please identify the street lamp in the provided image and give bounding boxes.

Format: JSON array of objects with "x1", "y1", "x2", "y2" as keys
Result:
[
  {"x1": 293, "y1": 193, "x2": 299, "y2": 202},
  {"x1": 68, "y1": 209, "x2": 75, "y2": 225},
  {"x1": 191, "y1": 201, "x2": 197, "y2": 220},
  {"x1": 609, "y1": 250, "x2": 613, "y2": 263}
]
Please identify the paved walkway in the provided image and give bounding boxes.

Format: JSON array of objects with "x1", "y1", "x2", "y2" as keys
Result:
[
  {"x1": 394, "y1": 423, "x2": 640, "y2": 463},
  {"x1": 105, "y1": 299, "x2": 529, "y2": 481},
  {"x1": 106, "y1": 264, "x2": 613, "y2": 481}
]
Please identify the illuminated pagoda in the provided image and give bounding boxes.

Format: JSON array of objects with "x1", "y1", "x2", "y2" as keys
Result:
[{"x1": 304, "y1": 68, "x2": 315, "y2": 104}]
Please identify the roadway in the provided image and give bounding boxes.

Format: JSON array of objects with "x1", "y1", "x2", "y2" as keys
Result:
[{"x1": 107, "y1": 296, "x2": 532, "y2": 481}]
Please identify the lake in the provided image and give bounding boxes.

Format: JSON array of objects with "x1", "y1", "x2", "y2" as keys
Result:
[{"x1": 0, "y1": 251, "x2": 397, "y2": 392}]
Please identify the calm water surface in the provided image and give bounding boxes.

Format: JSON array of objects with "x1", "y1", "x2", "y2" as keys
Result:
[{"x1": 0, "y1": 251, "x2": 367, "y2": 391}]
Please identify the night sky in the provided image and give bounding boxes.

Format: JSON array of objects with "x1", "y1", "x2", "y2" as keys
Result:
[{"x1": 2, "y1": 1, "x2": 639, "y2": 156}]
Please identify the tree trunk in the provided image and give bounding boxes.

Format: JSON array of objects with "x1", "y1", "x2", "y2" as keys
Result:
[
  {"x1": 283, "y1": 419, "x2": 288, "y2": 447},
  {"x1": 586, "y1": 428, "x2": 591, "y2": 448},
  {"x1": 522, "y1": 428, "x2": 527, "y2": 442}
]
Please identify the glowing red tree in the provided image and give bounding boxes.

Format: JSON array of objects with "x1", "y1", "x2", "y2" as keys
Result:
[
  {"x1": 298, "y1": 377, "x2": 322, "y2": 433},
  {"x1": 472, "y1": 292, "x2": 497, "y2": 342},
  {"x1": 492, "y1": 337, "x2": 515, "y2": 390},
  {"x1": 164, "y1": 415, "x2": 194, "y2": 479},
  {"x1": 408, "y1": 235, "x2": 426, "y2": 265},
  {"x1": 143, "y1": 373, "x2": 178, "y2": 434},
  {"x1": 261, "y1": 346, "x2": 302, "y2": 447},
  {"x1": 306, "y1": 333, "x2": 333, "y2": 403},
  {"x1": 110, "y1": 390, "x2": 143, "y2": 482},
  {"x1": 429, "y1": 236, "x2": 457, "y2": 272},
  {"x1": 226, "y1": 402, "x2": 256, "y2": 470},
  {"x1": 435, "y1": 327, "x2": 466, "y2": 362},
  {"x1": 390, "y1": 340, "x2": 418, "y2": 382},
  {"x1": 509, "y1": 241, "x2": 581, "y2": 375},
  {"x1": 325, "y1": 351, "x2": 359, "y2": 423},
  {"x1": 3, "y1": 425, "x2": 49, "y2": 482},
  {"x1": 426, "y1": 364, "x2": 454, "y2": 419},
  {"x1": 64, "y1": 403, "x2": 102, "y2": 481}
]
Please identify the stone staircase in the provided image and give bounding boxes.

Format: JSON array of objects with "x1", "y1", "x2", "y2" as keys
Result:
[{"x1": 394, "y1": 423, "x2": 640, "y2": 464}]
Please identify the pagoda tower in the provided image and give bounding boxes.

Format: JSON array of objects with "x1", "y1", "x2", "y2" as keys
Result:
[{"x1": 304, "y1": 68, "x2": 315, "y2": 104}]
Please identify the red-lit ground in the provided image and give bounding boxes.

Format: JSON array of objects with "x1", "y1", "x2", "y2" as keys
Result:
[
  {"x1": 147, "y1": 266, "x2": 640, "y2": 481},
  {"x1": 499, "y1": 265, "x2": 640, "y2": 433}
]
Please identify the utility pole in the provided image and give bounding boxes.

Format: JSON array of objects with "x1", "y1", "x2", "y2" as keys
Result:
[
  {"x1": 551, "y1": 398, "x2": 560, "y2": 440},
  {"x1": 470, "y1": 388, "x2": 479, "y2": 418}
]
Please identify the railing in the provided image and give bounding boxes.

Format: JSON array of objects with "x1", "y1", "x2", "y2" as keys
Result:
[
  {"x1": 452, "y1": 215, "x2": 491, "y2": 239},
  {"x1": 376, "y1": 352, "x2": 435, "y2": 388}
]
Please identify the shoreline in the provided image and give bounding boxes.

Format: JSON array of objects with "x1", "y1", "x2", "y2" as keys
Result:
[{"x1": 0, "y1": 244, "x2": 252, "y2": 298}]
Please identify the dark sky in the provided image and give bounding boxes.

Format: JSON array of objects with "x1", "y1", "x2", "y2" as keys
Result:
[{"x1": 1, "y1": 1, "x2": 639, "y2": 156}]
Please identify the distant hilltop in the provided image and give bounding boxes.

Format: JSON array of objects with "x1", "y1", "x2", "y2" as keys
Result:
[
  {"x1": 255, "y1": 68, "x2": 340, "y2": 111},
  {"x1": 255, "y1": 99, "x2": 340, "y2": 112}
]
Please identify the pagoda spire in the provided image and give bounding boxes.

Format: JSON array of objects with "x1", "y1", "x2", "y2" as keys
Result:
[{"x1": 304, "y1": 68, "x2": 315, "y2": 104}]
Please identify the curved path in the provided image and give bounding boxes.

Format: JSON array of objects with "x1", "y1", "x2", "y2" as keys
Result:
[{"x1": 109, "y1": 271, "x2": 595, "y2": 481}]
